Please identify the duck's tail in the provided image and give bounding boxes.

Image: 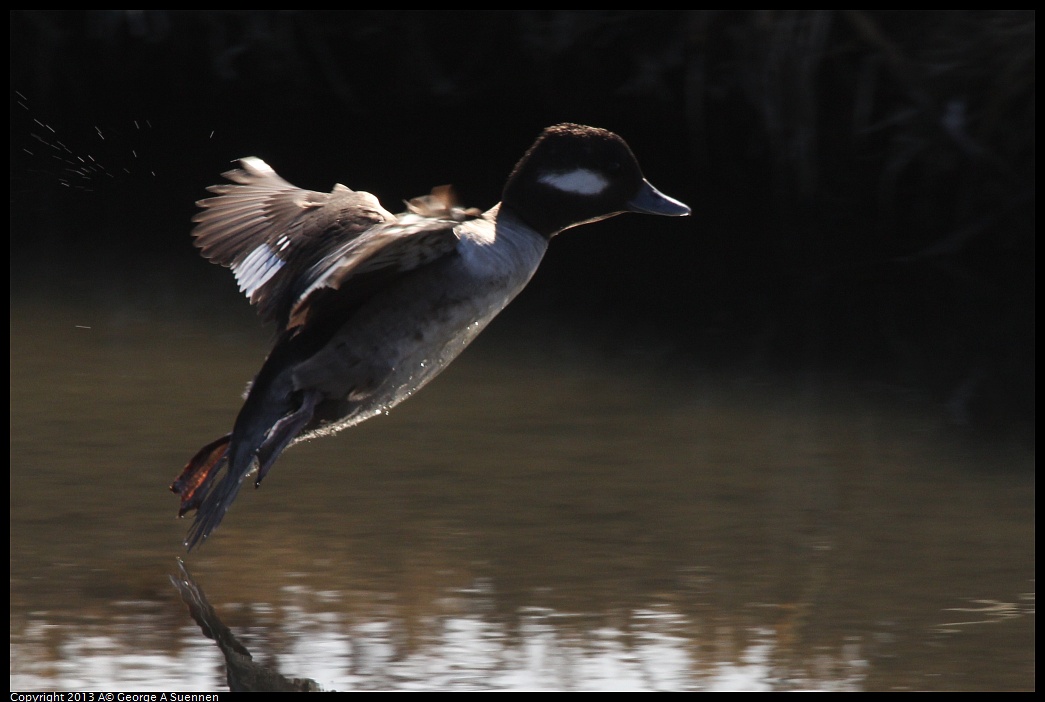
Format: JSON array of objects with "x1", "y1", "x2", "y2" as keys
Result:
[
  {"x1": 172, "y1": 432, "x2": 259, "y2": 551},
  {"x1": 172, "y1": 389, "x2": 323, "y2": 550},
  {"x1": 171, "y1": 434, "x2": 239, "y2": 550}
]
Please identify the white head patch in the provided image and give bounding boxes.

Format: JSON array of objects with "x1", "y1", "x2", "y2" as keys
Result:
[{"x1": 538, "y1": 168, "x2": 609, "y2": 196}]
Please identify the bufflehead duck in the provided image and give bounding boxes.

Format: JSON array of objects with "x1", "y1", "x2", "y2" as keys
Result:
[{"x1": 172, "y1": 123, "x2": 690, "y2": 549}]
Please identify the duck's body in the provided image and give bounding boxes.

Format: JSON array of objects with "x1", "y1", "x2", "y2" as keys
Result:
[{"x1": 173, "y1": 123, "x2": 689, "y2": 549}]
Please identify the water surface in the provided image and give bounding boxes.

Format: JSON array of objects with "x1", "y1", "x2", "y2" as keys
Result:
[{"x1": 9, "y1": 282, "x2": 1034, "y2": 691}]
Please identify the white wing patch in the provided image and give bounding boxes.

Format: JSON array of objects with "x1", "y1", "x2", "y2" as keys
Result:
[
  {"x1": 538, "y1": 168, "x2": 609, "y2": 195},
  {"x1": 235, "y1": 243, "x2": 285, "y2": 298}
]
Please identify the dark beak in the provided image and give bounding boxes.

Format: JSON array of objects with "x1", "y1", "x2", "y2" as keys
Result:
[{"x1": 627, "y1": 179, "x2": 691, "y2": 217}]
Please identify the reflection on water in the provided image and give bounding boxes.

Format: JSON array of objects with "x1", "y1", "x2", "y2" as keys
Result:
[
  {"x1": 9, "y1": 286, "x2": 1035, "y2": 691},
  {"x1": 13, "y1": 595, "x2": 871, "y2": 691}
]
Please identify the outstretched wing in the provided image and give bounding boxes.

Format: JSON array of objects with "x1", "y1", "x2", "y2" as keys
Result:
[
  {"x1": 191, "y1": 157, "x2": 396, "y2": 326},
  {"x1": 285, "y1": 185, "x2": 483, "y2": 329}
]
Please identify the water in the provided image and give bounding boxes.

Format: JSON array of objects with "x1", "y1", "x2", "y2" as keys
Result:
[{"x1": 9, "y1": 277, "x2": 1035, "y2": 691}]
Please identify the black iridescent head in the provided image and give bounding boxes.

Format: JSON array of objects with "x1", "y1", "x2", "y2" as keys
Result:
[{"x1": 501, "y1": 123, "x2": 689, "y2": 238}]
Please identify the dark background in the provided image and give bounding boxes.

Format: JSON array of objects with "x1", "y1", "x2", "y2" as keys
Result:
[{"x1": 9, "y1": 10, "x2": 1035, "y2": 434}]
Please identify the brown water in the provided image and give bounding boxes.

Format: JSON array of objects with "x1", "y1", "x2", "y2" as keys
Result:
[{"x1": 9, "y1": 283, "x2": 1034, "y2": 691}]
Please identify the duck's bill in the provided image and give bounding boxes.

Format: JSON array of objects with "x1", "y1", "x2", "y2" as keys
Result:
[{"x1": 627, "y1": 179, "x2": 691, "y2": 217}]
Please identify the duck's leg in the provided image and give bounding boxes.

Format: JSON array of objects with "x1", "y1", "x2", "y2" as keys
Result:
[
  {"x1": 254, "y1": 389, "x2": 322, "y2": 486},
  {"x1": 171, "y1": 434, "x2": 232, "y2": 517},
  {"x1": 182, "y1": 389, "x2": 322, "y2": 550}
]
